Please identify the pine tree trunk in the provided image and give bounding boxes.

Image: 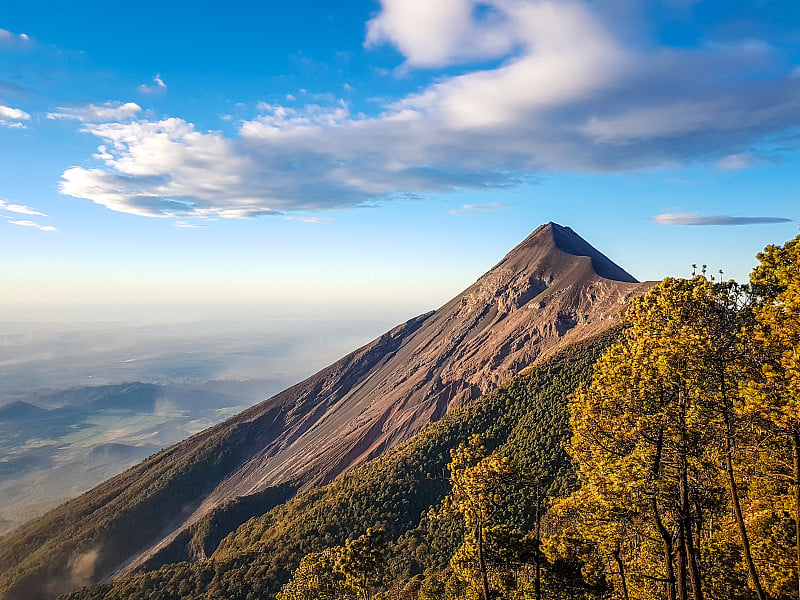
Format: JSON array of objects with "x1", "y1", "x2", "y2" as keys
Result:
[
  {"x1": 477, "y1": 522, "x2": 491, "y2": 600},
  {"x1": 724, "y1": 411, "x2": 766, "y2": 600},
  {"x1": 534, "y1": 487, "x2": 541, "y2": 600},
  {"x1": 793, "y1": 429, "x2": 800, "y2": 600},
  {"x1": 653, "y1": 498, "x2": 676, "y2": 600},
  {"x1": 679, "y1": 387, "x2": 702, "y2": 600},
  {"x1": 612, "y1": 541, "x2": 630, "y2": 600},
  {"x1": 652, "y1": 426, "x2": 676, "y2": 600},
  {"x1": 682, "y1": 466, "x2": 703, "y2": 600},
  {"x1": 677, "y1": 524, "x2": 688, "y2": 600}
]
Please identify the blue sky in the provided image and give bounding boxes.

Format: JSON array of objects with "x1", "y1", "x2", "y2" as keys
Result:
[{"x1": 1, "y1": 0, "x2": 799, "y2": 319}]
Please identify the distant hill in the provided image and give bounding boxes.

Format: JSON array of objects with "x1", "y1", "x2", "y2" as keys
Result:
[
  {"x1": 0, "y1": 223, "x2": 652, "y2": 600},
  {"x1": 0, "y1": 401, "x2": 49, "y2": 422}
]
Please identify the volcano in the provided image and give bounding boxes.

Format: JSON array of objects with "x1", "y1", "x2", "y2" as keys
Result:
[
  {"x1": 0, "y1": 223, "x2": 653, "y2": 600},
  {"x1": 202, "y1": 222, "x2": 644, "y2": 495}
]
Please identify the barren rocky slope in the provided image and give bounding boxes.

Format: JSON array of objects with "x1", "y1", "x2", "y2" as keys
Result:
[
  {"x1": 206, "y1": 222, "x2": 645, "y2": 495},
  {"x1": 0, "y1": 223, "x2": 652, "y2": 599}
]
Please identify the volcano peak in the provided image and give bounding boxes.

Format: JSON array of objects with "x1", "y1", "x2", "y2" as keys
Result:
[{"x1": 496, "y1": 221, "x2": 638, "y2": 283}]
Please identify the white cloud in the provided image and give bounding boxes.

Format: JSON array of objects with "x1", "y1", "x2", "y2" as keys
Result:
[
  {"x1": 366, "y1": 0, "x2": 517, "y2": 68},
  {"x1": 9, "y1": 220, "x2": 57, "y2": 231},
  {"x1": 137, "y1": 74, "x2": 167, "y2": 93},
  {"x1": 57, "y1": 1, "x2": 800, "y2": 220},
  {"x1": 450, "y1": 202, "x2": 508, "y2": 214},
  {"x1": 651, "y1": 213, "x2": 792, "y2": 226},
  {"x1": 0, "y1": 199, "x2": 46, "y2": 216},
  {"x1": 174, "y1": 220, "x2": 203, "y2": 228},
  {"x1": 0, "y1": 105, "x2": 30, "y2": 120},
  {"x1": 60, "y1": 118, "x2": 263, "y2": 218},
  {"x1": 47, "y1": 102, "x2": 141, "y2": 122},
  {"x1": 0, "y1": 104, "x2": 31, "y2": 128}
]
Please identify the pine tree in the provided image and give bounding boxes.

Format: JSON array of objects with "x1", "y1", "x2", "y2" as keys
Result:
[
  {"x1": 435, "y1": 434, "x2": 517, "y2": 600},
  {"x1": 276, "y1": 547, "x2": 354, "y2": 600},
  {"x1": 744, "y1": 231, "x2": 800, "y2": 599},
  {"x1": 277, "y1": 529, "x2": 387, "y2": 600},
  {"x1": 558, "y1": 276, "x2": 765, "y2": 600},
  {"x1": 339, "y1": 528, "x2": 388, "y2": 600}
]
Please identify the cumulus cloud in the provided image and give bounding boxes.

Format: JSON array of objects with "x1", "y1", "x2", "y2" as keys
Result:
[
  {"x1": 450, "y1": 202, "x2": 508, "y2": 214},
  {"x1": 9, "y1": 220, "x2": 57, "y2": 231},
  {"x1": 0, "y1": 105, "x2": 30, "y2": 120},
  {"x1": 0, "y1": 104, "x2": 31, "y2": 128},
  {"x1": 651, "y1": 213, "x2": 793, "y2": 226},
  {"x1": 47, "y1": 102, "x2": 141, "y2": 122},
  {"x1": 366, "y1": 0, "x2": 517, "y2": 68},
  {"x1": 137, "y1": 74, "x2": 167, "y2": 93},
  {"x1": 57, "y1": 1, "x2": 800, "y2": 219},
  {"x1": 0, "y1": 199, "x2": 46, "y2": 216},
  {"x1": 60, "y1": 118, "x2": 270, "y2": 218}
]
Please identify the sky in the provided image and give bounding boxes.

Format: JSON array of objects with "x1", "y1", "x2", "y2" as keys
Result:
[{"x1": 1, "y1": 0, "x2": 799, "y2": 320}]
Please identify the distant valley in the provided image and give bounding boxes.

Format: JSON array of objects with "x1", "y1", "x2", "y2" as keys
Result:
[
  {"x1": 0, "y1": 380, "x2": 274, "y2": 534},
  {"x1": 0, "y1": 317, "x2": 400, "y2": 534}
]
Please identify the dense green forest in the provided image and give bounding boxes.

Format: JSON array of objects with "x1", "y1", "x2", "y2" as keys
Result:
[{"x1": 50, "y1": 230, "x2": 800, "y2": 599}]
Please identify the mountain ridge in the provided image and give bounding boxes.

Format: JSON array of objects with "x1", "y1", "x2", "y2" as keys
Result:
[{"x1": 0, "y1": 223, "x2": 654, "y2": 600}]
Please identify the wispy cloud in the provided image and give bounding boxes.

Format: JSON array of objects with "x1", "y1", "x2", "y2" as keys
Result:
[
  {"x1": 0, "y1": 29, "x2": 30, "y2": 45},
  {"x1": 0, "y1": 199, "x2": 46, "y2": 216},
  {"x1": 137, "y1": 74, "x2": 167, "y2": 94},
  {"x1": 0, "y1": 79, "x2": 29, "y2": 94},
  {"x1": 56, "y1": 1, "x2": 800, "y2": 220},
  {"x1": 174, "y1": 220, "x2": 203, "y2": 228},
  {"x1": 0, "y1": 104, "x2": 31, "y2": 128},
  {"x1": 9, "y1": 220, "x2": 57, "y2": 231},
  {"x1": 0, "y1": 121, "x2": 26, "y2": 129},
  {"x1": 285, "y1": 216, "x2": 335, "y2": 223},
  {"x1": 47, "y1": 102, "x2": 141, "y2": 122},
  {"x1": 449, "y1": 202, "x2": 508, "y2": 215},
  {"x1": 715, "y1": 153, "x2": 757, "y2": 170},
  {"x1": 651, "y1": 213, "x2": 793, "y2": 226}
]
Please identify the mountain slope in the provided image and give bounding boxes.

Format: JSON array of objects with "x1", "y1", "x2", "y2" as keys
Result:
[
  {"x1": 202, "y1": 223, "x2": 644, "y2": 497},
  {"x1": 63, "y1": 329, "x2": 614, "y2": 600},
  {"x1": 0, "y1": 223, "x2": 651, "y2": 600}
]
